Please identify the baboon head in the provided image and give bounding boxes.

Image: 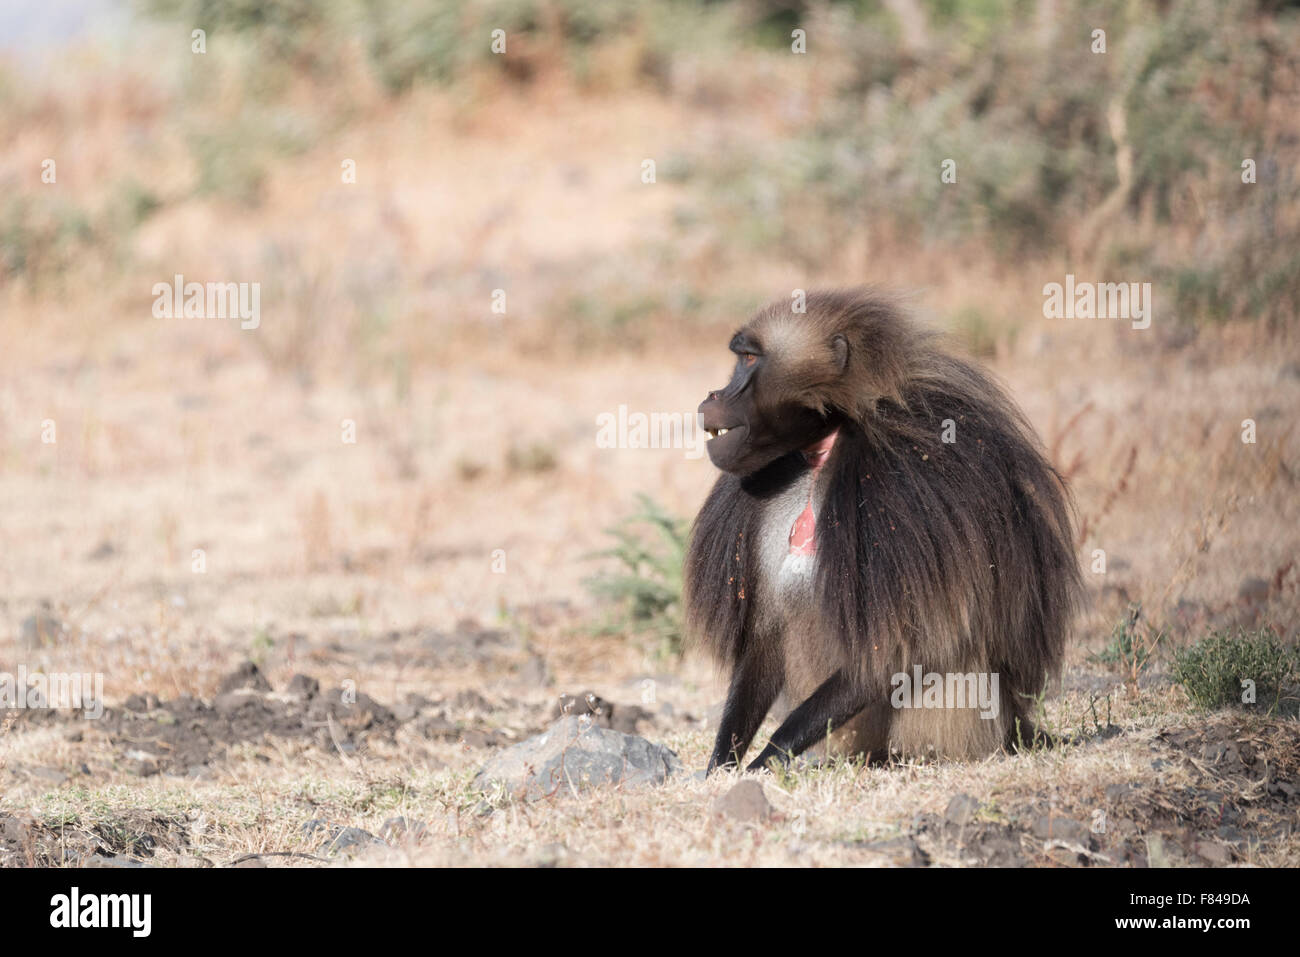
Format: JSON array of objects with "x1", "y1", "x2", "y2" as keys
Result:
[{"x1": 697, "y1": 291, "x2": 914, "y2": 475}]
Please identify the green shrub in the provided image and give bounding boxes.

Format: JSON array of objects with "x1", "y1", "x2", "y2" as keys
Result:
[
  {"x1": 1171, "y1": 627, "x2": 1300, "y2": 713},
  {"x1": 584, "y1": 494, "x2": 687, "y2": 658}
]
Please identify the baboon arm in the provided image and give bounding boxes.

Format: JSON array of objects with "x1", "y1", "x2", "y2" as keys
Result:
[
  {"x1": 706, "y1": 649, "x2": 782, "y2": 774},
  {"x1": 745, "y1": 670, "x2": 865, "y2": 771}
]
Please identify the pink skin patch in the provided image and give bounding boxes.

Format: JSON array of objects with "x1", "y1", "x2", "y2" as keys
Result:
[{"x1": 788, "y1": 428, "x2": 839, "y2": 556}]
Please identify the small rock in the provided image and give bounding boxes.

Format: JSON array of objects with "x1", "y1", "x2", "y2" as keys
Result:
[
  {"x1": 124, "y1": 693, "x2": 155, "y2": 712},
  {"x1": 1145, "y1": 834, "x2": 1171, "y2": 868},
  {"x1": 1216, "y1": 825, "x2": 1257, "y2": 849},
  {"x1": 83, "y1": 854, "x2": 146, "y2": 868},
  {"x1": 472, "y1": 715, "x2": 683, "y2": 801},
  {"x1": 324, "y1": 827, "x2": 384, "y2": 855},
  {"x1": 1032, "y1": 815, "x2": 1088, "y2": 843},
  {"x1": 213, "y1": 690, "x2": 265, "y2": 717},
  {"x1": 944, "y1": 793, "x2": 980, "y2": 827},
  {"x1": 284, "y1": 674, "x2": 319, "y2": 700},
  {"x1": 415, "y1": 713, "x2": 458, "y2": 739},
  {"x1": 552, "y1": 691, "x2": 650, "y2": 734},
  {"x1": 553, "y1": 691, "x2": 612, "y2": 724},
  {"x1": 710, "y1": 780, "x2": 773, "y2": 823},
  {"x1": 535, "y1": 842, "x2": 571, "y2": 867},
  {"x1": 972, "y1": 830, "x2": 1024, "y2": 867},
  {"x1": 1193, "y1": 840, "x2": 1232, "y2": 865},
  {"x1": 858, "y1": 835, "x2": 931, "y2": 867},
  {"x1": 1104, "y1": 782, "x2": 1133, "y2": 803},
  {"x1": 380, "y1": 817, "x2": 426, "y2": 842},
  {"x1": 1237, "y1": 577, "x2": 1271, "y2": 605},
  {"x1": 86, "y1": 541, "x2": 116, "y2": 561},
  {"x1": 300, "y1": 819, "x2": 331, "y2": 838},
  {"x1": 217, "y1": 661, "x2": 272, "y2": 695},
  {"x1": 300, "y1": 819, "x2": 385, "y2": 856},
  {"x1": 611, "y1": 704, "x2": 654, "y2": 736}
]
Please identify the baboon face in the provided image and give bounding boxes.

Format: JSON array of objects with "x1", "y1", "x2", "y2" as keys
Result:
[{"x1": 697, "y1": 322, "x2": 846, "y2": 475}]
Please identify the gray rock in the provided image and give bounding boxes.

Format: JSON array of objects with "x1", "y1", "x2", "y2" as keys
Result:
[
  {"x1": 285, "y1": 674, "x2": 319, "y2": 700},
  {"x1": 325, "y1": 827, "x2": 384, "y2": 855},
  {"x1": 300, "y1": 819, "x2": 385, "y2": 856},
  {"x1": 857, "y1": 835, "x2": 931, "y2": 867},
  {"x1": 1105, "y1": 782, "x2": 1134, "y2": 802},
  {"x1": 553, "y1": 691, "x2": 652, "y2": 735},
  {"x1": 380, "y1": 816, "x2": 426, "y2": 842},
  {"x1": 554, "y1": 691, "x2": 612, "y2": 723},
  {"x1": 472, "y1": 715, "x2": 683, "y2": 801},
  {"x1": 944, "y1": 792, "x2": 980, "y2": 826},
  {"x1": 83, "y1": 854, "x2": 146, "y2": 868},
  {"x1": 1032, "y1": 815, "x2": 1088, "y2": 843},
  {"x1": 217, "y1": 661, "x2": 272, "y2": 695},
  {"x1": 710, "y1": 780, "x2": 773, "y2": 823}
]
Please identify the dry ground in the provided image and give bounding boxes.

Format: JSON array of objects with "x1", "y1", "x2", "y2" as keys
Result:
[{"x1": 1, "y1": 59, "x2": 1298, "y2": 867}]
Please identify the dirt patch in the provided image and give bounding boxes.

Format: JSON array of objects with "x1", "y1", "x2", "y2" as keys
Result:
[
  {"x1": 853, "y1": 713, "x2": 1298, "y2": 867},
  {"x1": 6, "y1": 662, "x2": 536, "y2": 779},
  {"x1": 4, "y1": 661, "x2": 666, "y2": 785}
]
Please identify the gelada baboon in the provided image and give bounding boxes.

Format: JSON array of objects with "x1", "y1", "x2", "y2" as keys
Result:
[{"x1": 686, "y1": 289, "x2": 1082, "y2": 773}]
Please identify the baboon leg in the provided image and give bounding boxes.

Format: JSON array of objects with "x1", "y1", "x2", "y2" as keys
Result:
[
  {"x1": 707, "y1": 648, "x2": 783, "y2": 774},
  {"x1": 825, "y1": 695, "x2": 895, "y2": 763},
  {"x1": 745, "y1": 670, "x2": 867, "y2": 771},
  {"x1": 1005, "y1": 700, "x2": 1054, "y2": 752}
]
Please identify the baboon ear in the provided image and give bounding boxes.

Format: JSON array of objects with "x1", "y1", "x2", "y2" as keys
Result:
[{"x1": 831, "y1": 334, "x2": 850, "y2": 373}]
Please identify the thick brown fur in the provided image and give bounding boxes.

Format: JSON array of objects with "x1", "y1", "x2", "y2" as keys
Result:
[{"x1": 686, "y1": 289, "x2": 1083, "y2": 762}]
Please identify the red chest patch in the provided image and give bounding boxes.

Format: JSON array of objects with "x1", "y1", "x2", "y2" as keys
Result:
[{"x1": 787, "y1": 429, "x2": 839, "y2": 557}]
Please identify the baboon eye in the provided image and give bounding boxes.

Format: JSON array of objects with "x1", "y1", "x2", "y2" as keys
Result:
[{"x1": 743, "y1": 354, "x2": 757, "y2": 367}]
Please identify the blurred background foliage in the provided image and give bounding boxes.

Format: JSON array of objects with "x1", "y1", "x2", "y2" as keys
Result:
[{"x1": 2, "y1": 0, "x2": 1297, "y2": 343}]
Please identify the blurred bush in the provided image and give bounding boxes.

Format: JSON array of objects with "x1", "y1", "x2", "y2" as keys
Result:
[
  {"x1": 695, "y1": 0, "x2": 1299, "y2": 326},
  {"x1": 7, "y1": 0, "x2": 1293, "y2": 332}
]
